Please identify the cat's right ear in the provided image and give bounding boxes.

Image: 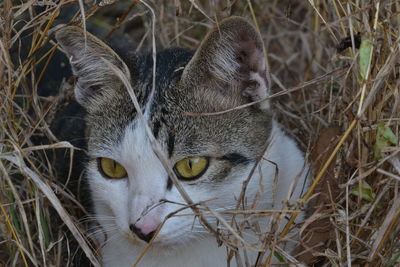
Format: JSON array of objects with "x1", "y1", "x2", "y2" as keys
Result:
[
  {"x1": 181, "y1": 17, "x2": 271, "y2": 110},
  {"x1": 55, "y1": 26, "x2": 130, "y2": 106}
]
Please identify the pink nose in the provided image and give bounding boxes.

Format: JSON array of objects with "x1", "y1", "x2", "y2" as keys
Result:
[{"x1": 129, "y1": 220, "x2": 160, "y2": 242}]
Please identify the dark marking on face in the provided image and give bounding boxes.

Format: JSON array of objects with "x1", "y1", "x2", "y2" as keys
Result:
[
  {"x1": 153, "y1": 120, "x2": 161, "y2": 139},
  {"x1": 220, "y1": 153, "x2": 251, "y2": 165},
  {"x1": 167, "y1": 133, "x2": 175, "y2": 158},
  {"x1": 161, "y1": 108, "x2": 169, "y2": 115},
  {"x1": 166, "y1": 176, "x2": 173, "y2": 190}
]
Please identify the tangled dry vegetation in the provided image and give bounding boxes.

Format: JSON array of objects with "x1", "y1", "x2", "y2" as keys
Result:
[{"x1": 1, "y1": 0, "x2": 399, "y2": 266}]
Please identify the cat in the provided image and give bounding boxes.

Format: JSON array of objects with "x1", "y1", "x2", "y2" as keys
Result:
[{"x1": 56, "y1": 16, "x2": 309, "y2": 267}]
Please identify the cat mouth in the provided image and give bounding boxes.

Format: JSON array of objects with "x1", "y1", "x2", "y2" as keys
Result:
[{"x1": 125, "y1": 230, "x2": 166, "y2": 245}]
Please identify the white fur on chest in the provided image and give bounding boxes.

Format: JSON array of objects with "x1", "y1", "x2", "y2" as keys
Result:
[{"x1": 90, "y1": 121, "x2": 308, "y2": 267}]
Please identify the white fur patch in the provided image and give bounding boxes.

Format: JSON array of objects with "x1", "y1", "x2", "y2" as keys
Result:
[{"x1": 87, "y1": 119, "x2": 309, "y2": 266}]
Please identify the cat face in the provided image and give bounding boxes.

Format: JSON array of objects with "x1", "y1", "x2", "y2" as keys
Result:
[{"x1": 56, "y1": 17, "x2": 273, "y2": 248}]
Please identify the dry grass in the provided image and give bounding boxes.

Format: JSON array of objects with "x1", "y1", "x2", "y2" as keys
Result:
[{"x1": 1, "y1": 0, "x2": 399, "y2": 266}]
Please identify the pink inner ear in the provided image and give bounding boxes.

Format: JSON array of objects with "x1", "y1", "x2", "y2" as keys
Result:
[{"x1": 237, "y1": 34, "x2": 266, "y2": 72}]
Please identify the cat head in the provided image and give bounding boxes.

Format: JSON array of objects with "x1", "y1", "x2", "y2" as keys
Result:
[{"x1": 56, "y1": 17, "x2": 274, "y2": 249}]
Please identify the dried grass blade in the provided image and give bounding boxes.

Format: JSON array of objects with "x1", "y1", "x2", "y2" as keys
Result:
[
  {"x1": 0, "y1": 161, "x2": 36, "y2": 259},
  {"x1": 0, "y1": 205, "x2": 30, "y2": 267},
  {"x1": 367, "y1": 195, "x2": 400, "y2": 261},
  {"x1": 0, "y1": 155, "x2": 100, "y2": 267}
]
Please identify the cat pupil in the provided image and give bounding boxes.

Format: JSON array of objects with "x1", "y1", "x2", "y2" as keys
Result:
[{"x1": 188, "y1": 159, "x2": 193, "y2": 169}]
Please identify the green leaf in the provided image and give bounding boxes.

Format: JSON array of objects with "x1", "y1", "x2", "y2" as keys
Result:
[
  {"x1": 351, "y1": 182, "x2": 376, "y2": 202},
  {"x1": 39, "y1": 205, "x2": 51, "y2": 248},
  {"x1": 388, "y1": 252, "x2": 400, "y2": 265},
  {"x1": 375, "y1": 123, "x2": 398, "y2": 159},
  {"x1": 273, "y1": 251, "x2": 288, "y2": 266},
  {"x1": 359, "y1": 35, "x2": 373, "y2": 81},
  {"x1": 7, "y1": 191, "x2": 21, "y2": 234},
  {"x1": 382, "y1": 126, "x2": 398, "y2": 145}
]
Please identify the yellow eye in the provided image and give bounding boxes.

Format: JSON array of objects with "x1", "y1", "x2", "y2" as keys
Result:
[
  {"x1": 98, "y1": 158, "x2": 127, "y2": 179},
  {"x1": 174, "y1": 156, "x2": 209, "y2": 180}
]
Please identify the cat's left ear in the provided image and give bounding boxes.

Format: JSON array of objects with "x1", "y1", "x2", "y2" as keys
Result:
[
  {"x1": 55, "y1": 26, "x2": 131, "y2": 106},
  {"x1": 182, "y1": 17, "x2": 271, "y2": 110}
]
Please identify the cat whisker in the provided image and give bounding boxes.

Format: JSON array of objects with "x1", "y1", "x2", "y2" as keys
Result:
[
  {"x1": 99, "y1": 230, "x2": 123, "y2": 248},
  {"x1": 87, "y1": 228, "x2": 119, "y2": 240},
  {"x1": 78, "y1": 215, "x2": 116, "y2": 223}
]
